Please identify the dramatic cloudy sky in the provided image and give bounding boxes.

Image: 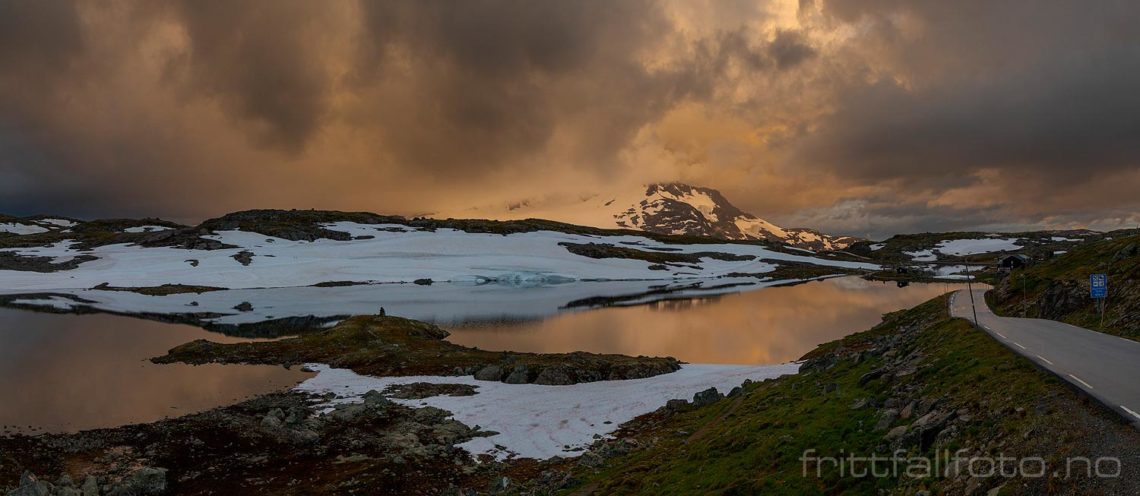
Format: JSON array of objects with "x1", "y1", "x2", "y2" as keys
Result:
[{"x1": 2, "y1": 0, "x2": 1139, "y2": 238}]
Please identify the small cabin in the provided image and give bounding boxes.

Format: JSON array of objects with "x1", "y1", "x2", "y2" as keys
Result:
[{"x1": 998, "y1": 254, "x2": 1032, "y2": 270}]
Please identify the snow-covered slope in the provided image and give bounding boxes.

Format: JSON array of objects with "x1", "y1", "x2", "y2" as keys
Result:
[{"x1": 0, "y1": 221, "x2": 877, "y2": 291}]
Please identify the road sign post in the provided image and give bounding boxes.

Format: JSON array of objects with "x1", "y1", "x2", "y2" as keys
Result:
[
  {"x1": 965, "y1": 260, "x2": 979, "y2": 326},
  {"x1": 1091, "y1": 274, "x2": 1108, "y2": 327}
]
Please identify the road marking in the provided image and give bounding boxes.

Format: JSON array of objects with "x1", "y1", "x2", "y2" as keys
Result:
[
  {"x1": 1035, "y1": 355, "x2": 1054, "y2": 365},
  {"x1": 995, "y1": 332, "x2": 1007, "y2": 339},
  {"x1": 1068, "y1": 374, "x2": 1094, "y2": 390},
  {"x1": 1013, "y1": 342, "x2": 1027, "y2": 350},
  {"x1": 1122, "y1": 406, "x2": 1140, "y2": 421}
]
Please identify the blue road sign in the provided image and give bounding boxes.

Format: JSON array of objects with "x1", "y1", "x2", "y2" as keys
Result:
[{"x1": 1090, "y1": 273, "x2": 1107, "y2": 299}]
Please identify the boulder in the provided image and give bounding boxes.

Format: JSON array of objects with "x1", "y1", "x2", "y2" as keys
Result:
[
  {"x1": 107, "y1": 467, "x2": 167, "y2": 496},
  {"x1": 875, "y1": 409, "x2": 899, "y2": 431},
  {"x1": 81, "y1": 476, "x2": 99, "y2": 496},
  {"x1": 665, "y1": 399, "x2": 691, "y2": 413},
  {"x1": 534, "y1": 366, "x2": 574, "y2": 385},
  {"x1": 473, "y1": 365, "x2": 503, "y2": 382},
  {"x1": 363, "y1": 390, "x2": 392, "y2": 409},
  {"x1": 7, "y1": 472, "x2": 50, "y2": 496},
  {"x1": 885, "y1": 425, "x2": 908, "y2": 441},
  {"x1": 692, "y1": 387, "x2": 724, "y2": 407},
  {"x1": 503, "y1": 366, "x2": 530, "y2": 384},
  {"x1": 900, "y1": 401, "x2": 916, "y2": 420},
  {"x1": 858, "y1": 369, "x2": 885, "y2": 386}
]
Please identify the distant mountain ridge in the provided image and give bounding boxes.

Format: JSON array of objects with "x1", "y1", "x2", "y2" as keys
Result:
[{"x1": 607, "y1": 183, "x2": 859, "y2": 251}]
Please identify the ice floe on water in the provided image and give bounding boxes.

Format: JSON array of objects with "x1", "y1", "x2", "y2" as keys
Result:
[{"x1": 296, "y1": 362, "x2": 799, "y2": 460}]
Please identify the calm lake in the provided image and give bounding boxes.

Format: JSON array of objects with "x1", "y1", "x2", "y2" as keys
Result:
[
  {"x1": 446, "y1": 277, "x2": 967, "y2": 364},
  {"x1": 0, "y1": 276, "x2": 965, "y2": 433},
  {"x1": 0, "y1": 310, "x2": 311, "y2": 434}
]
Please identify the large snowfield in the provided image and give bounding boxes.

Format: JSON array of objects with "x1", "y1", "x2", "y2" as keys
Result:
[
  {"x1": 0, "y1": 222, "x2": 878, "y2": 291},
  {"x1": 297, "y1": 362, "x2": 800, "y2": 460}
]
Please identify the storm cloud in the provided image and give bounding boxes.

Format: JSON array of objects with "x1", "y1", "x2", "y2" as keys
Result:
[{"x1": 1, "y1": 0, "x2": 1138, "y2": 237}]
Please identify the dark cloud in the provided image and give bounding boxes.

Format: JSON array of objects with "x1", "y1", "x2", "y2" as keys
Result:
[
  {"x1": 166, "y1": 1, "x2": 339, "y2": 152},
  {"x1": 802, "y1": 0, "x2": 1140, "y2": 186},
  {"x1": 0, "y1": 0, "x2": 1138, "y2": 236},
  {"x1": 800, "y1": 57, "x2": 1140, "y2": 183},
  {"x1": 768, "y1": 30, "x2": 815, "y2": 70},
  {"x1": 0, "y1": 0, "x2": 84, "y2": 84},
  {"x1": 350, "y1": 0, "x2": 694, "y2": 174}
]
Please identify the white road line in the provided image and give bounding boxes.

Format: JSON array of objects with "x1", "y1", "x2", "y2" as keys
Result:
[
  {"x1": 1013, "y1": 342, "x2": 1027, "y2": 350},
  {"x1": 1122, "y1": 406, "x2": 1140, "y2": 421},
  {"x1": 1068, "y1": 374, "x2": 1095, "y2": 390},
  {"x1": 1035, "y1": 355, "x2": 1054, "y2": 365},
  {"x1": 995, "y1": 332, "x2": 1007, "y2": 339}
]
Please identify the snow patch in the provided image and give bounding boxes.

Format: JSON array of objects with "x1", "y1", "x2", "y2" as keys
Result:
[
  {"x1": 39, "y1": 219, "x2": 77, "y2": 228},
  {"x1": 905, "y1": 249, "x2": 937, "y2": 262},
  {"x1": 296, "y1": 362, "x2": 799, "y2": 460},
  {"x1": 935, "y1": 238, "x2": 1020, "y2": 256},
  {"x1": 123, "y1": 225, "x2": 173, "y2": 233},
  {"x1": 0, "y1": 223, "x2": 49, "y2": 235},
  {"x1": 10, "y1": 296, "x2": 77, "y2": 310},
  {"x1": 1, "y1": 241, "x2": 83, "y2": 264}
]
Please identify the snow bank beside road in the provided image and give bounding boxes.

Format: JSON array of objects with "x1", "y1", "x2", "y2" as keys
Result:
[{"x1": 297, "y1": 362, "x2": 799, "y2": 460}]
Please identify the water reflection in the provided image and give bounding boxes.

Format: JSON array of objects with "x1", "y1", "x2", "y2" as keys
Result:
[
  {"x1": 0, "y1": 309, "x2": 311, "y2": 434},
  {"x1": 446, "y1": 277, "x2": 966, "y2": 364}
]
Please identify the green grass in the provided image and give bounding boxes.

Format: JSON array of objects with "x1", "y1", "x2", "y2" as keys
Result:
[
  {"x1": 558, "y1": 295, "x2": 1137, "y2": 495},
  {"x1": 992, "y1": 234, "x2": 1140, "y2": 340}
]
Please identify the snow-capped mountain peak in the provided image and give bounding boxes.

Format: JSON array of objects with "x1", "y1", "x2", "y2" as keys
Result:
[
  {"x1": 445, "y1": 183, "x2": 858, "y2": 250},
  {"x1": 609, "y1": 183, "x2": 857, "y2": 251}
]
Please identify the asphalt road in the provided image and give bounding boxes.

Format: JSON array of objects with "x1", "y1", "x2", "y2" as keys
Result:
[{"x1": 951, "y1": 289, "x2": 1140, "y2": 428}]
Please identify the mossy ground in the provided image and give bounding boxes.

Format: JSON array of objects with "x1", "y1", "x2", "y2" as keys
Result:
[
  {"x1": 555, "y1": 295, "x2": 1140, "y2": 495},
  {"x1": 154, "y1": 315, "x2": 681, "y2": 385}
]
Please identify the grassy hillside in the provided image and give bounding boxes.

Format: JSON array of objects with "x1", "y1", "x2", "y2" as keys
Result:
[
  {"x1": 992, "y1": 234, "x2": 1140, "y2": 340},
  {"x1": 543, "y1": 295, "x2": 1140, "y2": 495}
]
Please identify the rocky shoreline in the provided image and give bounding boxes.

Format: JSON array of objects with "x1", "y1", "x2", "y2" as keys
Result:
[{"x1": 153, "y1": 315, "x2": 683, "y2": 386}]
